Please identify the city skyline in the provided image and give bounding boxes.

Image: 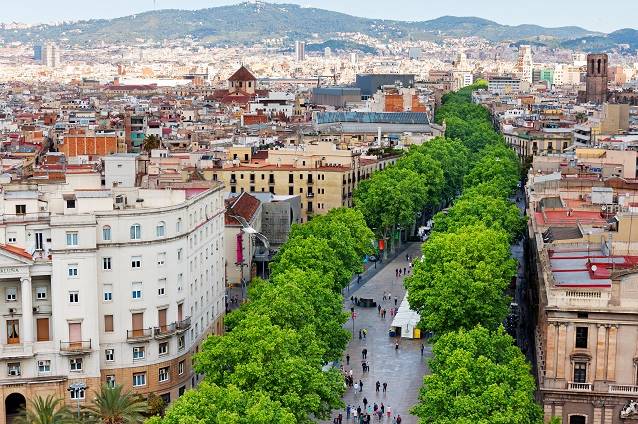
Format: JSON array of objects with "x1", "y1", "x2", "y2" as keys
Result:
[{"x1": 2, "y1": 0, "x2": 638, "y2": 33}]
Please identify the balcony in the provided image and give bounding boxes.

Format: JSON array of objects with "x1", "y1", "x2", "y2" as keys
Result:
[
  {"x1": 0, "y1": 344, "x2": 34, "y2": 359},
  {"x1": 126, "y1": 328, "x2": 153, "y2": 342},
  {"x1": 154, "y1": 323, "x2": 177, "y2": 340},
  {"x1": 568, "y1": 382, "x2": 593, "y2": 392},
  {"x1": 609, "y1": 384, "x2": 638, "y2": 394},
  {"x1": 60, "y1": 340, "x2": 92, "y2": 354},
  {"x1": 176, "y1": 317, "x2": 191, "y2": 333},
  {"x1": 0, "y1": 212, "x2": 50, "y2": 224},
  {"x1": 307, "y1": 192, "x2": 315, "y2": 198}
]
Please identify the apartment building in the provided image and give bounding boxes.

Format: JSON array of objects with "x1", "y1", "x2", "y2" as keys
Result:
[
  {"x1": 0, "y1": 181, "x2": 225, "y2": 422},
  {"x1": 204, "y1": 142, "x2": 398, "y2": 221},
  {"x1": 504, "y1": 127, "x2": 574, "y2": 159},
  {"x1": 527, "y1": 163, "x2": 638, "y2": 424}
]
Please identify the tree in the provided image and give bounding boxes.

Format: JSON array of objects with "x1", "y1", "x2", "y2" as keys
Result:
[
  {"x1": 412, "y1": 325, "x2": 542, "y2": 424},
  {"x1": 147, "y1": 383, "x2": 296, "y2": 424},
  {"x1": 194, "y1": 315, "x2": 344, "y2": 423},
  {"x1": 146, "y1": 393, "x2": 166, "y2": 418},
  {"x1": 354, "y1": 167, "x2": 427, "y2": 244},
  {"x1": 269, "y1": 236, "x2": 350, "y2": 292},
  {"x1": 396, "y1": 149, "x2": 445, "y2": 209},
  {"x1": 83, "y1": 384, "x2": 146, "y2": 424},
  {"x1": 433, "y1": 193, "x2": 526, "y2": 241},
  {"x1": 419, "y1": 137, "x2": 470, "y2": 202},
  {"x1": 142, "y1": 134, "x2": 161, "y2": 153},
  {"x1": 225, "y1": 269, "x2": 350, "y2": 361},
  {"x1": 15, "y1": 395, "x2": 75, "y2": 424},
  {"x1": 405, "y1": 225, "x2": 515, "y2": 335}
]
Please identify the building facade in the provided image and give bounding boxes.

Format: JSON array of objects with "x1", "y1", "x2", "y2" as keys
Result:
[{"x1": 0, "y1": 182, "x2": 225, "y2": 422}]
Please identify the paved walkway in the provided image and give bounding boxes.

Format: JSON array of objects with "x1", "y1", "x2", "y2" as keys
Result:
[{"x1": 326, "y1": 242, "x2": 429, "y2": 424}]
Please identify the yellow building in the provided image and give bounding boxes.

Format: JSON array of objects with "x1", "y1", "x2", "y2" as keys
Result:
[{"x1": 204, "y1": 142, "x2": 398, "y2": 221}]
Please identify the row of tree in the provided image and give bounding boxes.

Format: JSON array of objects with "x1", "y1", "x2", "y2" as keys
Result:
[
  {"x1": 405, "y1": 84, "x2": 542, "y2": 423},
  {"x1": 150, "y1": 208, "x2": 375, "y2": 423}
]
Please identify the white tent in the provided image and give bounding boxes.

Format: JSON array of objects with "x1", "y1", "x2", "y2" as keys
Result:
[{"x1": 390, "y1": 295, "x2": 421, "y2": 339}]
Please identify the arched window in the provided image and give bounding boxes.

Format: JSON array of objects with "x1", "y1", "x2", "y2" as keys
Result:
[
  {"x1": 130, "y1": 224, "x2": 141, "y2": 240},
  {"x1": 102, "y1": 226, "x2": 111, "y2": 241},
  {"x1": 597, "y1": 59, "x2": 601, "y2": 74},
  {"x1": 156, "y1": 221, "x2": 166, "y2": 237}
]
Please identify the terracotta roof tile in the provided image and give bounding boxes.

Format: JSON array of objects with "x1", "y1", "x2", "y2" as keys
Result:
[{"x1": 225, "y1": 192, "x2": 260, "y2": 226}]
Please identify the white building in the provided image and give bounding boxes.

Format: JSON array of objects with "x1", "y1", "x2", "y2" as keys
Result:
[{"x1": 0, "y1": 181, "x2": 225, "y2": 421}]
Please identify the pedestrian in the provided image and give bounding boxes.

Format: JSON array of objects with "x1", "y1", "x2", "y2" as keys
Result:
[
  {"x1": 354, "y1": 407, "x2": 359, "y2": 419},
  {"x1": 383, "y1": 382, "x2": 387, "y2": 393},
  {"x1": 363, "y1": 328, "x2": 367, "y2": 339},
  {"x1": 346, "y1": 405, "x2": 351, "y2": 419},
  {"x1": 354, "y1": 382, "x2": 359, "y2": 392},
  {"x1": 403, "y1": 267, "x2": 406, "y2": 275},
  {"x1": 373, "y1": 403, "x2": 378, "y2": 413},
  {"x1": 394, "y1": 296, "x2": 398, "y2": 306},
  {"x1": 397, "y1": 414, "x2": 402, "y2": 424},
  {"x1": 338, "y1": 413, "x2": 343, "y2": 424},
  {"x1": 363, "y1": 397, "x2": 368, "y2": 409},
  {"x1": 392, "y1": 417, "x2": 397, "y2": 424},
  {"x1": 421, "y1": 343, "x2": 424, "y2": 356},
  {"x1": 377, "y1": 304, "x2": 381, "y2": 315},
  {"x1": 381, "y1": 403, "x2": 385, "y2": 414},
  {"x1": 358, "y1": 274, "x2": 361, "y2": 284},
  {"x1": 406, "y1": 253, "x2": 409, "y2": 261},
  {"x1": 388, "y1": 292, "x2": 392, "y2": 301},
  {"x1": 363, "y1": 348, "x2": 367, "y2": 359},
  {"x1": 386, "y1": 406, "x2": 391, "y2": 418},
  {"x1": 359, "y1": 380, "x2": 363, "y2": 392},
  {"x1": 375, "y1": 381, "x2": 380, "y2": 392},
  {"x1": 362, "y1": 361, "x2": 366, "y2": 373},
  {"x1": 382, "y1": 309, "x2": 386, "y2": 319},
  {"x1": 398, "y1": 269, "x2": 402, "y2": 276},
  {"x1": 359, "y1": 329, "x2": 362, "y2": 340},
  {"x1": 395, "y1": 341, "x2": 399, "y2": 351}
]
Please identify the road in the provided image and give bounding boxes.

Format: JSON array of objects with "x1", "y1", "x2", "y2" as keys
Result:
[{"x1": 325, "y1": 242, "x2": 429, "y2": 424}]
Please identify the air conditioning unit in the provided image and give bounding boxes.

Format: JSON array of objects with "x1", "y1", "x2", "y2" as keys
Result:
[
  {"x1": 8, "y1": 308, "x2": 15, "y2": 314},
  {"x1": 37, "y1": 361, "x2": 47, "y2": 367},
  {"x1": 8, "y1": 367, "x2": 20, "y2": 376},
  {"x1": 32, "y1": 307, "x2": 38, "y2": 313}
]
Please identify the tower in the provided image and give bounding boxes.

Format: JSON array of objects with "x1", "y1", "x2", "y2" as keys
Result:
[
  {"x1": 515, "y1": 45, "x2": 533, "y2": 83},
  {"x1": 295, "y1": 41, "x2": 305, "y2": 62},
  {"x1": 585, "y1": 53, "x2": 608, "y2": 104}
]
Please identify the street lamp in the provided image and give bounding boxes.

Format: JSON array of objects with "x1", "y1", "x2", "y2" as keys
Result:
[{"x1": 68, "y1": 382, "x2": 86, "y2": 419}]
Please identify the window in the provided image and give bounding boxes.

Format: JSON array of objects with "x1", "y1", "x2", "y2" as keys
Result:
[
  {"x1": 131, "y1": 282, "x2": 142, "y2": 299},
  {"x1": 70, "y1": 358, "x2": 83, "y2": 371},
  {"x1": 575, "y1": 327, "x2": 588, "y2": 349},
  {"x1": 178, "y1": 335, "x2": 185, "y2": 350},
  {"x1": 133, "y1": 346, "x2": 145, "y2": 360},
  {"x1": 7, "y1": 233, "x2": 16, "y2": 244},
  {"x1": 70, "y1": 387, "x2": 85, "y2": 400},
  {"x1": 7, "y1": 320, "x2": 19, "y2": 344},
  {"x1": 66, "y1": 199, "x2": 76, "y2": 209},
  {"x1": 105, "y1": 349, "x2": 114, "y2": 362},
  {"x1": 36, "y1": 287, "x2": 47, "y2": 300},
  {"x1": 69, "y1": 291, "x2": 79, "y2": 303},
  {"x1": 177, "y1": 248, "x2": 183, "y2": 261},
  {"x1": 161, "y1": 393, "x2": 171, "y2": 404},
  {"x1": 66, "y1": 232, "x2": 78, "y2": 246},
  {"x1": 159, "y1": 342, "x2": 169, "y2": 356},
  {"x1": 157, "y1": 252, "x2": 166, "y2": 266},
  {"x1": 106, "y1": 375, "x2": 116, "y2": 387},
  {"x1": 156, "y1": 222, "x2": 166, "y2": 237},
  {"x1": 103, "y1": 285, "x2": 113, "y2": 302},
  {"x1": 104, "y1": 315, "x2": 114, "y2": 332},
  {"x1": 178, "y1": 360, "x2": 185, "y2": 375},
  {"x1": 178, "y1": 386, "x2": 186, "y2": 397},
  {"x1": 133, "y1": 372, "x2": 146, "y2": 387},
  {"x1": 158, "y1": 279, "x2": 166, "y2": 296},
  {"x1": 176, "y1": 218, "x2": 182, "y2": 233},
  {"x1": 102, "y1": 257, "x2": 112, "y2": 270},
  {"x1": 15, "y1": 205, "x2": 26, "y2": 215},
  {"x1": 131, "y1": 256, "x2": 142, "y2": 268},
  {"x1": 37, "y1": 360, "x2": 51, "y2": 373},
  {"x1": 569, "y1": 416, "x2": 586, "y2": 424},
  {"x1": 159, "y1": 366, "x2": 170, "y2": 382},
  {"x1": 130, "y1": 224, "x2": 141, "y2": 240},
  {"x1": 35, "y1": 232, "x2": 43, "y2": 250},
  {"x1": 67, "y1": 264, "x2": 78, "y2": 278},
  {"x1": 102, "y1": 226, "x2": 111, "y2": 241},
  {"x1": 6, "y1": 287, "x2": 16, "y2": 302},
  {"x1": 573, "y1": 362, "x2": 587, "y2": 383},
  {"x1": 7, "y1": 362, "x2": 21, "y2": 377}
]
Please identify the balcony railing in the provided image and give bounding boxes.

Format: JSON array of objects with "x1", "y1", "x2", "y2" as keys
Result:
[
  {"x1": 126, "y1": 328, "x2": 153, "y2": 341},
  {"x1": 176, "y1": 317, "x2": 191, "y2": 332},
  {"x1": 609, "y1": 384, "x2": 638, "y2": 394},
  {"x1": 60, "y1": 340, "x2": 92, "y2": 353},
  {"x1": 154, "y1": 323, "x2": 177, "y2": 339},
  {"x1": 0, "y1": 212, "x2": 50, "y2": 224},
  {"x1": 568, "y1": 382, "x2": 593, "y2": 392}
]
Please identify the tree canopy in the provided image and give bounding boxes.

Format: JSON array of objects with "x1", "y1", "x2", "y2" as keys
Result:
[{"x1": 412, "y1": 326, "x2": 542, "y2": 424}]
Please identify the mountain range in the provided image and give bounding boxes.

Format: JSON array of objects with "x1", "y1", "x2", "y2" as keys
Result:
[{"x1": 0, "y1": 1, "x2": 634, "y2": 51}]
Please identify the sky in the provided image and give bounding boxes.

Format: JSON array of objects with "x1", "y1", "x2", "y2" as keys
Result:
[{"x1": 4, "y1": 0, "x2": 638, "y2": 33}]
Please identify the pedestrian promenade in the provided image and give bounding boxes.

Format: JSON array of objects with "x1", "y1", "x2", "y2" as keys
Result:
[{"x1": 325, "y1": 242, "x2": 429, "y2": 424}]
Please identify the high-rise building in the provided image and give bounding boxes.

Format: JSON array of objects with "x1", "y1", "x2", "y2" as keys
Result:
[
  {"x1": 41, "y1": 43, "x2": 61, "y2": 68},
  {"x1": 294, "y1": 41, "x2": 305, "y2": 62},
  {"x1": 33, "y1": 45, "x2": 42, "y2": 62},
  {"x1": 515, "y1": 45, "x2": 534, "y2": 83},
  {"x1": 585, "y1": 53, "x2": 608, "y2": 104}
]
